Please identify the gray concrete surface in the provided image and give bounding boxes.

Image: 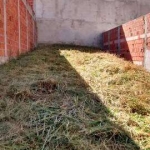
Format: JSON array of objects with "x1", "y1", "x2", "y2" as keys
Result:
[
  {"x1": 34, "y1": 0, "x2": 150, "y2": 47},
  {"x1": 144, "y1": 49, "x2": 150, "y2": 71},
  {"x1": 0, "y1": 57, "x2": 8, "y2": 64}
]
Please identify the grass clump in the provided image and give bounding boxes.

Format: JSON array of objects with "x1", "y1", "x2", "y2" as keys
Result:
[{"x1": 0, "y1": 44, "x2": 149, "y2": 150}]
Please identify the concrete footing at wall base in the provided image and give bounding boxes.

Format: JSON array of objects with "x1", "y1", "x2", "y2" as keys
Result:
[
  {"x1": 133, "y1": 61, "x2": 143, "y2": 66},
  {"x1": 144, "y1": 49, "x2": 150, "y2": 72},
  {"x1": 0, "y1": 57, "x2": 9, "y2": 65}
]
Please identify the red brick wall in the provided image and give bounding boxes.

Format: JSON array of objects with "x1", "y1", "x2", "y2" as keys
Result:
[
  {"x1": 27, "y1": 0, "x2": 34, "y2": 9},
  {"x1": 0, "y1": 0, "x2": 5, "y2": 59},
  {"x1": 102, "y1": 13, "x2": 150, "y2": 66},
  {"x1": 7, "y1": 0, "x2": 19, "y2": 57},
  {"x1": 0, "y1": 0, "x2": 37, "y2": 63}
]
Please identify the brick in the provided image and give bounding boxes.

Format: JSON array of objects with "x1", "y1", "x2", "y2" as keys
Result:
[
  {"x1": 102, "y1": 12, "x2": 147, "y2": 63},
  {"x1": 0, "y1": 49, "x2": 4, "y2": 56},
  {"x1": 27, "y1": 0, "x2": 34, "y2": 9},
  {"x1": 0, "y1": 0, "x2": 37, "y2": 59}
]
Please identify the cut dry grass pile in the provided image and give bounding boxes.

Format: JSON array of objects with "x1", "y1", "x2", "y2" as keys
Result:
[{"x1": 0, "y1": 44, "x2": 150, "y2": 150}]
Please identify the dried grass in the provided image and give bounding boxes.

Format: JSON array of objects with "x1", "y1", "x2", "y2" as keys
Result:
[{"x1": 0, "y1": 44, "x2": 149, "y2": 150}]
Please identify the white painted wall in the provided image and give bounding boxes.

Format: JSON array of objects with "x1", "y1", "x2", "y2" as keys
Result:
[{"x1": 34, "y1": 0, "x2": 150, "y2": 47}]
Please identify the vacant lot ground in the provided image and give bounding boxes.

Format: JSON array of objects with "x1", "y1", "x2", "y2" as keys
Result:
[{"x1": 0, "y1": 45, "x2": 150, "y2": 150}]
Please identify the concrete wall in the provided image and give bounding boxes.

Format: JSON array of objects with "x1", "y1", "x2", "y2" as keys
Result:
[{"x1": 34, "y1": 0, "x2": 150, "y2": 47}]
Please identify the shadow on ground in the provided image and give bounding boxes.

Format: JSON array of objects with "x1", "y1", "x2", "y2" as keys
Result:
[{"x1": 0, "y1": 45, "x2": 140, "y2": 150}]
